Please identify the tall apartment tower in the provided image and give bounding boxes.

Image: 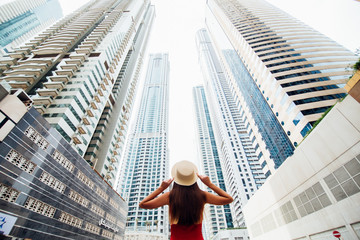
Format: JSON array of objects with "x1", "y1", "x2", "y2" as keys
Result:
[
  {"x1": 193, "y1": 85, "x2": 234, "y2": 238},
  {"x1": 0, "y1": 0, "x2": 155, "y2": 186},
  {"x1": 117, "y1": 53, "x2": 170, "y2": 240},
  {"x1": 0, "y1": 0, "x2": 63, "y2": 56},
  {"x1": 196, "y1": 29, "x2": 265, "y2": 227},
  {"x1": 205, "y1": 0, "x2": 358, "y2": 175}
]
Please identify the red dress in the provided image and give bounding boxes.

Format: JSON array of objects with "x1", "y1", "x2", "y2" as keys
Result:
[{"x1": 170, "y1": 223, "x2": 204, "y2": 240}]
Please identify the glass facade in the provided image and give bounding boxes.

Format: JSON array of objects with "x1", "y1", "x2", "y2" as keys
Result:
[
  {"x1": 0, "y1": 0, "x2": 62, "y2": 49},
  {"x1": 196, "y1": 28, "x2": 265, "y2": 227},
  {"x1": 222, "y1": 50, "x2": 294, "y2": 168},
  {"x1": 193, "y1": 86, "x2": 233, "y2": 238},
  {"x1": 206, "y1": 0, "x2": 357, "y2": 147}
]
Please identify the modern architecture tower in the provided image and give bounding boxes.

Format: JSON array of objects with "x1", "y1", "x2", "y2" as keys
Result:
[
  {"x1": 0, "y1": 85, "x2": 127, "y2": 239},
  {"x1": 193, "y1": 85, "x2": 234, "y2": 238},
  {"x1": 205, "y1": 0, "x2": 357, "y2": 175},
  {"x1": 196, "y1": 29, "x2": 265, "y2": 227},
  {"x1": 0, "y1": 0, "x2": 155, "y2": 186},
  {"x1": 117, "y1": 53, "x2": 170, "y2": 240},
  {"x1": 0, "y1": 0, "x2": 63, "y2": 56}
]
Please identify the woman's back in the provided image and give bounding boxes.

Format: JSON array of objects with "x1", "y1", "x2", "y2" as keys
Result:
[
  {"x1": 139, "y1": 160, "x2": 233, "y2": 240},
  {"x1": 169, "y1": 182, "x2": 206, "y2": 225}
]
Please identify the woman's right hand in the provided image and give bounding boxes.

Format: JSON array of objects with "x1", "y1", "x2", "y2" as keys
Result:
[
  {"x1": 160, "y1": 178, "x2": 173, "y2": 190},
  {"x1": 197, "y1": 174, "x2": 212, "y2": 186}
]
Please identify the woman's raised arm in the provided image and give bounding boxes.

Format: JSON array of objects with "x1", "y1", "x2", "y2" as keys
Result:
[
  {"x1": 139, "y1": 178, "x2": 173, "y2": 209},
  {"x1": 197, "y1": 174, "x2": 233, "y2": 205}
]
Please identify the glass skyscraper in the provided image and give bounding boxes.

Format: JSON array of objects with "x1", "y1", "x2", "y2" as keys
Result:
[
  {"x1": 0, "y1": 0, "x2": 155, "y2": 186},
  {"x1": 0, "y1": 0, "x2": 63, "y2": 56},
  {"x1": 196, "y1": 29, "x2": 265, "y2": 227},
  {"x1": 117, "y1": 53, "x2": 170, "y2": 240},
  {"x1": 193, "y1": 85, "x2": 234, "y2": 238},
  {"x1": 205, "y1": 0, "x2": 357, "y2": 176}
]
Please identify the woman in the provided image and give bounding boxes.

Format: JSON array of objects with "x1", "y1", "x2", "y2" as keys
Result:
[{"x1": 139, "y1": 160, "x2": 233, "y2": 240}]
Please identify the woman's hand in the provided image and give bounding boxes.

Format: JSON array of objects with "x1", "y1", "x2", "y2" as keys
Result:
[
  {"x1": 160, "y1": 178, "x2": 173, "y2": 190},
  {"x1": 139, "y1": 178, "x2": 173, "y2": 209},
  {"x1": 197, "y1": 174, "x2": 212, "y2": 187}
]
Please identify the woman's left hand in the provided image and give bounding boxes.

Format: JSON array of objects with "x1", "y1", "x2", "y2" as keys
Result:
[{"x1": 160, "y1": 178, "x2": 174, "y2": 190}]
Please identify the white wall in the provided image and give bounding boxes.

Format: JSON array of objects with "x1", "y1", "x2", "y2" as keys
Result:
[{"x1": 243, "y1": 95, "x2": 360, "y2": 240}]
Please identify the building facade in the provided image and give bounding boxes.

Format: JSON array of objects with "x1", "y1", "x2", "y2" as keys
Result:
[
  {"x1": 243, "y1": 95, "x2": 360, "y2": 240},
  {"x1": 205, "y1": 0, "x2": 358, "y2": 175},
  {"x1": 117, "y1": 53, "x2": 170, "y2": 239},
  {"x1": 193, "y1": 85, "x2": 234, "y2": 238},
  {"x1": 196, "y1": 29, "x2": 265, "y2": 228},
  {"x1": 0, "y1": 0, "x2": 155, "y2": 186},
  {"x1": 0, "y1": 85, "x2": 127, "y2": 239},
  {"x1": 0, "y1": 0, "x2": 63, "y2": 56}
]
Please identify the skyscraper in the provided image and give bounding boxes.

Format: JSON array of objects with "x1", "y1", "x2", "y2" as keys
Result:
[
  {"x1": 117, "y1": 53, "x2": 170, "y2": 240},
  {"x1": 0, "y1": 0, "x2": 155, "y2": 186},
  {"x1": 193, "y1": 85, "x2": 234, "y2": 238},
  {"x1": 0, "y1": 0, "x2": 63, "y2": 56},
  {"x1": 205, "y1": 0, "x2": 357, "y2": 175},
  {"x1": 196, "y1": 29, "x2": 265, "y2": 227}
]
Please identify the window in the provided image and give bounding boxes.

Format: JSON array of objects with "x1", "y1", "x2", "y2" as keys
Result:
[
  {"x1": 24, "y1": 197, "x2": 56, "y2": 218},
  {"x1": 0, "y1": 183, "x2": 19, "y2": 203},
  {"x1": 5, "y1": 149, "x2": 36, "y2": 174},
  {"x1": 59, "y1": 211, "x2": 82, "y2": 228},
  {"x1": 39, "y1": 171, "x2": 66, "y2": 193}
]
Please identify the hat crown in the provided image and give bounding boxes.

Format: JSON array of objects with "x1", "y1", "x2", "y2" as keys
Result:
[
  {"x1": 177, "y1": 165, "x2": 194, "y2": 179},
  {"x1": 171, "y1": 160, "x2": 198, "y2": 186}
]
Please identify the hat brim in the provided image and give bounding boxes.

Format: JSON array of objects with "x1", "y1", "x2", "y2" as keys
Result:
[{"x1": 171, "y1": 160, "x2": 198, "y2": 186}]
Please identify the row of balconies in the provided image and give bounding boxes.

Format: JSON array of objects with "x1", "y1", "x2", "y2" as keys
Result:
[
  {"x1": 75, "y1": 10, "x2": 122, "y2": 55},
  {"x1": 33, "y1": 10, "x2": 103, "y2": 56}
]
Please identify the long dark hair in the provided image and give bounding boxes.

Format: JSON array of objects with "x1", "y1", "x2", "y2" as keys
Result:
[{"x1": 169, "y1": 182, "x2": 206, "y2": 225}]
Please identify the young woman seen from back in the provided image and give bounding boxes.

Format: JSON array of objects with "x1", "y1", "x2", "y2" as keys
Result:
[{"x1": 139, "y1": 160, "x2": 233, "y2": 240}]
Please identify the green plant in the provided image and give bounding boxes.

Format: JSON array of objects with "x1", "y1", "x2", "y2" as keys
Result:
[{"x1": 353, "y1": 58, "x2": 360, "y2": 71}]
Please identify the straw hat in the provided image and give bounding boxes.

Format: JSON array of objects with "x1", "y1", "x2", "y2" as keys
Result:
[{"x1": 171, "y1": 160, "x2": 198, "y2": 186}]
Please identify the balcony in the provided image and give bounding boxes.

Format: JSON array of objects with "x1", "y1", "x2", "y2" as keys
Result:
[
  {"x1": 55, "y1": 69, "x2": 74, "y2": 78},
  {"x1": 48, "y1": 75, "x2": 69, "y2": 83},
  {"x1": 90, "y1": 101, "x2": 98, "y2": 109},
  {"x1": 69, "y1": 53, "x2": 86, "y2": 61},
  {"x1": 0, "y1": 57, "x2": 17, "y2": 65},
  {"x1": 8, "y1": 52, "x2": 25, "y2": 59},
  {"x1": 3, "y1": 69, "x2": 42, "y2": 78},
  {"x1": 2, "y1": 75, "x2": 36, "y2": 84},
  {"x1": 86, "y1": 108, "x2": 94, "y2": 117},
  {"x1": 7, "y1": 81, "x2": 30, "y2": 90},
  {"x1": 75, "y1": 47, "x2": 92, "y2": 54},
  {"x1": 94, "y1": 94, "x2": 101, "y2": 103},
  {"x1": 64, "y1": 59, "x2": 82, "y2": 65},
  {"x1": 77, "y1": 125, "x2": 86, "y2": 134},
  {"x1": 97, "y1": 88, "x2": 104, "y2": 96},
  {"x1": 18, "y1": 58, "x2": 52, "y2": 66},
  {"x1": 32, "y1": 47, "x2": 66, "y2": 55},
  {"x1": 72, "y1": 134, "x2": 82, "y2": 144},
  {"x1": 60, "y1": 64, "x2": 79, "y2": 71},
  {"x1": 0, "y1": 64, "x2": 9, "y2": 71},
  {"x1": 43, "y1": 81, "x2": 64, "y2": 90},
  {"x1": 32, "y1": 96, "x2": 53, "y2": 106},
  {"x1": 36, "y1": 88, "x2": 59, "y2": 97},
  {"x1": 82, "y1": 115, "x2": 90, "y2": 125},
  {"x1": 12, "y1": 63, "x2": 48, "y2": 71}
]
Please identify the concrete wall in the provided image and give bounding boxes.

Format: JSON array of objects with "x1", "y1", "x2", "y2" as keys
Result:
[{"x1": 243, "y1": 95, "x2": 360, "y2": 240}]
